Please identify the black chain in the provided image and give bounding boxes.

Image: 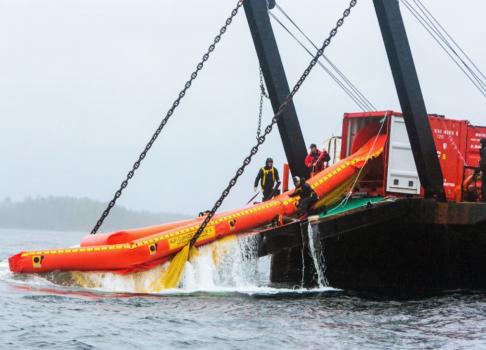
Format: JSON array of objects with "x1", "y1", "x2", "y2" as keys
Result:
[
  {"x1": 90, "y1": 0, "x2": 244, "y2": 234},
  {"x1": 190, "y1": 0, "x2": 358, "y2": 247},
  {"x1": 256, "y1": 68, "x2": 269, "y2": 140}
]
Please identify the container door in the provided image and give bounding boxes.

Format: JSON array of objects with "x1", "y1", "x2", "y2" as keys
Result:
[
  {"x1": 386, "y1": 116, "x2": 421, "y2": 195},
  {"x1": 429, "y1": 116, "x2": 468, "y2": 201}
]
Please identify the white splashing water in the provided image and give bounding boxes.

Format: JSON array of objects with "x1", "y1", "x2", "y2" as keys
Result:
[
  {"x1": 1, "y1": 234, "x2": 336, "y2": 295},
  {"x1": 59, "y1": 235, "x2": 266, "y2": 294},
  {"x1": 299, "y1": 224, "x2": 306, "y2": 288},
  {"x1": 0, "y1": 260, "x2": 9, "y2": 280},
  {"x1": 180, "y1": 235, "x2": 265, "y2": 291},
  {"x1": 307, "y1": 223, "x2": 328, "y2": 288}
]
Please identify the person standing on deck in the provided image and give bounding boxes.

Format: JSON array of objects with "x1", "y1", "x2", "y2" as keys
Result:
[
  {"x1": 305, "y1": 144, "x2": 330, "y2": 176},
  {"x1": 254, "y1": 158, "x2": 281, "y2": 202},
  {"x1": 289, "y1": 176, "x2": 318, "y2": 217},
  {"x1": 480, "y1": 138, "x2": 486, "y2": 202}
]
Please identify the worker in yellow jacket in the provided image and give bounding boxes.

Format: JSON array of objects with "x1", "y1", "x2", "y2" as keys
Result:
[{"x1": 254, "y1": 158, "x2": 281, "y2": 201}]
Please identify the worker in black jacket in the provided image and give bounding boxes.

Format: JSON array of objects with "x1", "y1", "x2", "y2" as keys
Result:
[
  {"x1": 254, "y1": 158, "x2": 281, "y2": 201},
  {"x1": 290, "y1": 176, "x2": 318, "y2": 216},
  {"x1": 480, "y1": 138, "x2": 486, "y2": 202}
]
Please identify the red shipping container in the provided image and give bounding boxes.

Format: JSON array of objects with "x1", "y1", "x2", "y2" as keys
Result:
[
  {"x1": 465, "y1": 125, "x2": 486, "y2": 168},
  {"x1": 463, "y1": 125, "x2": 486, "y2": 201},
  {"x1": 340, "y1": 111, "x2": 396, "y2": 159},
  {"x1": 340, "y1": 111, "x2": 485, "y2": 201},
  {"x1": 428, "y1": 115, "x2": 469, "y2": 201}
]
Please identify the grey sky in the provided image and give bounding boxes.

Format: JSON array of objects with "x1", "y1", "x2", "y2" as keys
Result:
[{"x1": 1, "y1": 0, "x2": 485, "y2": 219}]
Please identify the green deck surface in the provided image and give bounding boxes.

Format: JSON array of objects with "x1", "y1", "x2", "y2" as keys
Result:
[{"x1": 320, "y1": 197, "x2": 385, "y2": 218}]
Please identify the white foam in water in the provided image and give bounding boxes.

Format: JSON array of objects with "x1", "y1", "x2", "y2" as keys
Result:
[
  {"x1": 90, "y1": 234, "x2": 305, "y2": 295},
  {"x1": 0, "y1": 234, "x2": 337, "y2": 295},
  {"x1": 0, "y1": 259, "x2": 60, "y2": 289},
  {"x1": 0, "y1": 260, "x2": 10, "y2": 280}
]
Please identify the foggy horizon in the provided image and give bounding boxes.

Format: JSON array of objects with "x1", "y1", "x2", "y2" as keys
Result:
[{"x1": 1, "y1": 0, "x2": 485, "y2": 217}]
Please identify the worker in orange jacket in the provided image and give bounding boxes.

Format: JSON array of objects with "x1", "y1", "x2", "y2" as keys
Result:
[{"x1": 305, "y1": 144, "x2": 330, "y2": 176}]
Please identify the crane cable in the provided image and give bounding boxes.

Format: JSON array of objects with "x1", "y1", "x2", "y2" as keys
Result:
[
  {"x1": 401, "y1": 0, "x2": 486, "y2": 96},
  {"x1": 269, "y1": 11, "x2": 371, "y2": 112},
  {"x1": 411, "y1": 0, "x2": 486, "y2": 84},
  {"x1": 274, "y1": 3, "x2": 377, "y2": 111},
  {"x1": 90, "y1": 0, "x2": 244, "y2": 234},
  {"x1": 402, "y1": 0, "x2": 486, "y2": 92},
  {"x1": 410, "y1": 0, "x2": 486, "y2": 90},
  {"x1": 399, "y1": 0, "x2": 486, "y2": 98}
]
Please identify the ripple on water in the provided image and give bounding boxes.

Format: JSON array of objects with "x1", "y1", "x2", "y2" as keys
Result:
[{"x1": 2, "y1": 230, "x2": 486, "y2": 349}]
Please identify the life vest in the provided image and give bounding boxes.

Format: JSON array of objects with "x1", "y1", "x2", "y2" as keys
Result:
[{"x1": 261, "y1": 167, "x2": 276, "y2": 188}]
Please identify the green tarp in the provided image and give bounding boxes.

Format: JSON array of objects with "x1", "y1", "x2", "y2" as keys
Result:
[{"x1": 320, "y1": 197, "x2": 385, "y2": 218}]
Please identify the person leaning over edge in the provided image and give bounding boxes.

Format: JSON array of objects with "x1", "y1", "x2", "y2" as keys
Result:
[
  {"x1": 289, "y1": 176, "x2": 318, "y2": 217},
  {"x1": 254, "y1": 158, "x2": 281, "y2": 202}
]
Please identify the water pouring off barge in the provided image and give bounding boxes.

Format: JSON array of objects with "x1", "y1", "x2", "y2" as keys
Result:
[{"x1": 8, "y1": 0, "x2": 486, "y2": 293}]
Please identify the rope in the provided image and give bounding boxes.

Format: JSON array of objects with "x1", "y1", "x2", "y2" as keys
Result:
[
  {"x1": 436, "y1": 117, "x2": 467, "y2": 166},
  {"x1": 327, "y1": 113, "x2": 387, "y2": 214}
]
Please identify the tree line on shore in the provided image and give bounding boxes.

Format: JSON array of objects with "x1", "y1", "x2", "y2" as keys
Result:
[{"x1": 0, "y1": 196, "x2": 187, "y2": 232}]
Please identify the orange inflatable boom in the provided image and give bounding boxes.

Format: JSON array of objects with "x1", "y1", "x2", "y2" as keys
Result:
[{"x1": 9, "y1": 135, "x2": 387, "y2": 274}]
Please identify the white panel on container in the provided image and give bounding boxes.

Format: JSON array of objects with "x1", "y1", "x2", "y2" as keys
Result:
[{"x1": 386, "y1": 116, "x2": 421, "y2": 194}]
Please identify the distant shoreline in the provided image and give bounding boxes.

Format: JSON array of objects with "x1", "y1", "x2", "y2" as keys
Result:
[{"x1": 0, "y1": 196, "x2": 188, "y2": 233}]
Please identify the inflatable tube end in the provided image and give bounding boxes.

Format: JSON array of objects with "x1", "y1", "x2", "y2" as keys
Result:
[{"x1": 8, "y1": 253, "x2": 23, "y2": 273}]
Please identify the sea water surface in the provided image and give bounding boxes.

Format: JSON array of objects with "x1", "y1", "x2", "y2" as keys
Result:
[{"x1": 1, "y1": 228, "x2": 486, "y2": 349}]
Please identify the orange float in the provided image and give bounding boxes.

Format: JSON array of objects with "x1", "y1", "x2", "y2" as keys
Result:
[
  {"x1": 9, "y1": 135, "x2": 387, "y2": 274},
  {"x1": 79, "y1": 219, "x2": 196, "y2": 247}
]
